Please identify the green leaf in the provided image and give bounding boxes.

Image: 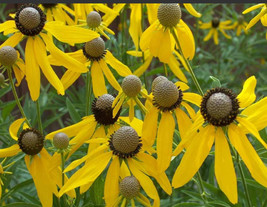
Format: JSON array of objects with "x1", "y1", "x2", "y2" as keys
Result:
[
  {"x1": 66, "y1": 98, "x2": 81, "y2": 123},
  {"x1": 2, "y1": 100, "x2": 17, "y2": 120},
  {"x1": 209, "y1": 76, "x2": 221, "y2": 88}
]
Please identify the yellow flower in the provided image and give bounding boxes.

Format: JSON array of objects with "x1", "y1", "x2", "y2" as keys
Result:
[
  {"x1": 0, "y1": 3, "x2": 99, "y2": 101},
  {"x1": 127, "y1": 49, "x2": 190, "y2": 83},
  {"x1": 73, "y1": 3, "x2": 118, "y2": 26},
  {"x1": 199, "y1": 17, "x2": 232, "y2": 45},
  {"x1": 231, "y1": 15, "x2": 248, "y2": 36},
  {"x1": 39, "y1": 3, "x2": 75, "y2": 25},
  {"x1": 108, "y1": 160, "x2": 159, "y2": 207},
  {"x1": 57, "y1": 124, "x2": 172, "y2": 206},
  {"x1": 142, "y1": 77, "x2": 201, "y2": 173},
  {"x1": 77, "y1": 10, "x2": 115, "y2": 40},
  {"x1": 0, "y1": 118, "x2": 75, "y2": 207},
  {"x1": 0, "y1": 158, "x2": 14, "y2": 199},
  {"x1": 128, "y1": 3, "x2": 200, "y2": 51},
  {"x1": 172, "y1": 76, "x2": 267, "y2": 204},
  {"x1": 112, "y1": 74, "x2": 148, "y2": 122},
  {"x1": 243, "y1": 4, "x2": 267, "y2": 30},
  {"x1": 0, "y1": 46, "x2": 25, "y2": 86},
  {"x1": 140, "y1": 3, "x2": 195, "y2": 63},
  {"x1": 45, "y1": 94, "x2": 145, "y2": 195},
  {"x1": 49, "y1": 37, "x2": 132, "y2": 97}
]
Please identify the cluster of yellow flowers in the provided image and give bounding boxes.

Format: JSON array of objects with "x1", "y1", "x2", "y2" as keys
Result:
[
  {"x1": 0, "y1": 3, "x2": 266, "y2": 207},
  {"x1": 200, "y1": 4, "x2": 267, "y2": 44}
]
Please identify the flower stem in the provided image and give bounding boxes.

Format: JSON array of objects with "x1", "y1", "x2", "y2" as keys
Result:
[
  {"x1": 170, "y1": 28, "x2": 204, "y2": 96},
  {"x1": 36, "y1": 99, "x2": 43, "y2": 133},
  {"x1": 196, "y1": 171, "x2": 207, "y2": 203},
  {"x1": 7, "y1": 67, "x2": 31, "y2": 126},
  {"x1": 236, "y1": 153, "x2": 252, "y2": 207},
  {"x1": 85, "y1": 70, "x2": 92, "y2": 116}
]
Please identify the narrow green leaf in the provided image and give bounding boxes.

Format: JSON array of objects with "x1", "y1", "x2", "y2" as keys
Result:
[{"x1": 66, "y1": 98, "x2": 81, "y2": 123}]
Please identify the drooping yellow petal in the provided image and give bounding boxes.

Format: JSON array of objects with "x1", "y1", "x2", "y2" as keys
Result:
[
  {"x1": 9, "y1": 118, "x2": 26, "y2": 140},
  {"x1": 140, "y1": 21, "x2": 158, "y2": 51},
  {"x1": 142, "y1": 106, "x2": 158, "y2": 147},
  {"x1": 203, "y1": 29, "x2": 214, "y2": 41},
  {"x1": 91, "y1": 61, "x2": 107, "y2": 97},
  {"x1": 113, "y1": 94, "x2": 125, "y2": 118},
  {"x1": 146, "y1": 4, "x2": 158, "y2": 25},
  {"x1": 220, "y1": 29, "x2": 231, "y2": 39},
  {"x1": 25, "y1": 37, "x2": 40, "y2": 101},
  {"x1": 245, "y1": 7, "x2": 267, "y2": 30},
  {"x1": 61, "y1": 70, "x2": 81, "y2": 90},
  {"x1": 237, "y1": 76, "x2": 256, "y2": 108},
  {"x1": 25, "y1": 155, "x2": 58, "y2": 207},
  {"x1": 44, "y1": 21, "x2": 99, "y2": 46},
  {"x1": 183, "y1": 92, "x2": 202, "y2": 107},
  {"x1": 129, "y1": 4, "x2": 142, "y2": 50},
  {"x1": 181, "y1": 102, "x2": 196, "y2": 120},
  {"x1": 99, "y1": 59, "x2": 121, "y2": 91},
  {"x1": 136, "y1": 193, "x2": 152, "y2": 207},
  {"x1": 40, "y1": 33, "x2": 88, "y2": 73},
  {"x1": 0, "y1": 20, "x2": 16, "y2": 33},
  {"x1": 243, "y1": 4, "x2": 265, "y2": 14},
  {"x1": 40, "y1": 149, "x2": 76, "y2": 198},
  {"x1": 13, "y1": 60, "x2": 25, "y2": 86},
  {"x1": 168, "y1": 54, "x2": 187, "y2": 83},
  {"x1": 175, "y1": 20, "x2": 195, "y2": 60},
  {"x1": 172, "y1": 125, "x2": 215, "y2": 188},
  {"x1": 174, "y1": 81, "x2": 189, "y2": 91},
  {"x1": 261, "y1": 14, "x2": 267, "y2": 26},
  {"x1": 157, "y1": 111, "x2": 175, "y2": 172},
  {"x1": 34, "y1": 37, "x2": 65, "y2": 95},
  {"x1": 46, "y1": 116, "x2": 95, "y2": 140},
  {"x1": 137, "y1": 152, "x2": 172, "y2": 195},
  {"x1": 150, "y1": 28, "x2": 172, "y2": 63},
  {"x1": 67, "y1": 120, "x2": 97, "y2": 159},
  {"x1": 241, "y1": 97, "x2": 267, "y2": 131},
  {"x1": 184, "y1": 4, "x2": 201, "y2": 18},
  {"x1": 228, "y1": 124, "x2": 267, "y2": 187},
  {"x1": 215, "y1": 128, "x2": 237, "y2": 204},
  {"x1": 59, "y1": 151, "x2": 112, "y2": 196},
  {"x1": 120, "y1": 160, "x2": 131, "y2": 178},
  {"x1": 104, "y1": 156, "x2": 120, "y2": 207},
  {"x1": 105, "y1": 51, "x2": 132, "y2": 76},
  {"x1": 237, "y1": 117, "x2": 267, "y2": 149},
  {"x1": 134, "y1": 55, "x2": 153, "y2": 77},
  {"x1": 0, "y1": 32, "x2": 24, "y2": 48},
  {"x1": 63, "y1": 144, "x2": 109, "y2": 173},
  {"x1": 213, "y1": 29, "x2": 219, "y2": 45},
  {"x1": 175, "y1": 108, "x2": 192, "y2": 140},
  {"x1": 0, "y1": 144, "x2": 21, "y2": 158},
  {"x1": 128, "y1": 158, "x2": 160, "y2": 202}
]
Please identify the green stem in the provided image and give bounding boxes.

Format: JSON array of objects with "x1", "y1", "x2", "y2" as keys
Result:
[
  {"x1": 196, "y1": 171, "x2": 207, "y2": 203},
  {"x1": 236, "y1": 154, "x2": 252, "y2": 207},
  {"x1": 164, "y1": 63, "x2": 168, "y2": 77},
  {"x1": 85, "y1": 70, "x2": 91, "y2": 116},
  {"x1": 60, "y1": 152, "x2": 68, "y2": 206},
  {"x1": 36, "y1": 99, "x2": 43, "y2": 133},
  {"x1": 7, "y1": 68, "x2": 31, "y2": 126},
  {"x1": 170, "y1": 28, "x2": 204, "y2": 96}
]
